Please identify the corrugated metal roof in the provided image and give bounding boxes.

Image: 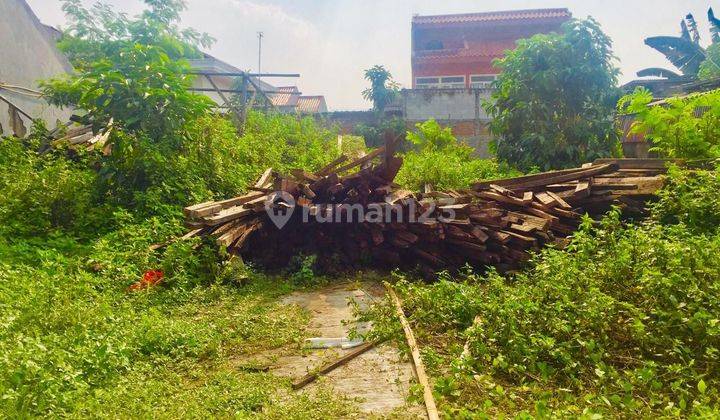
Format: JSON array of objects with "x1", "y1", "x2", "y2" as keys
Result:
[
  {"x1": 412, "y1": 8, "x2": 571, "y2": 25},
  {"x1": 296, "y1": 96, "x2": 327, "y2": 113}
]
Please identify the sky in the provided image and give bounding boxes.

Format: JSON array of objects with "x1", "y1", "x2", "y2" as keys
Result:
[{"x1": 25, "y1": 0, "x2": 715, "y2": 110}]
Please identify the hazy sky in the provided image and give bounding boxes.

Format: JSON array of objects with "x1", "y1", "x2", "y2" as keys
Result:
[{"x1": 25, "y1": 0, "x2": 714, "y2": 110}]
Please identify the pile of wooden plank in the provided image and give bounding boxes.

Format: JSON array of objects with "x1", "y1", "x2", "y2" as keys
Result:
[
  {"x1": 179, "y1": 150, "x2": 669, "y2": 274},
  {"x1": 43, "y1": 120, "x2": 114, "y2": 155}
]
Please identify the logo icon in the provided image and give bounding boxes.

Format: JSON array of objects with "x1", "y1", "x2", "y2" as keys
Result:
[{"x1": 264, "y1": 191, "x2": 296, "y2": 229}]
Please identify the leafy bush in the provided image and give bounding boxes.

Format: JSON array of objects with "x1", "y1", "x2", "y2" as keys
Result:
[
  {"x1": 618, "y1": 87, "x2": 720, "y2": 159},
  {"x1": 650, "y1": 165, "x2": 720, "y2": 234},
  {"x1": 0, "y1": 136, "x2": 110, "y2": 237},
  {"x1": 486, "y1": 18, "x2": 621, "y2": 171},
  {"x1": 364, "y1": 212, "x2": 720, "y2": 417},
  {"x1": 353, "y1": 117, "x2": 406, "y2": 148},
  {"x1": 396, "y1": 120, "x2": 519, "y2": 190}
]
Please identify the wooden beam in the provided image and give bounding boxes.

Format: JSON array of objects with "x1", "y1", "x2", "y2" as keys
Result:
[
  {"x1": 385, "y1": 283, "x2": 440, "y2": 420},
  {"x1": 331, "y1": 146, "x2": 386, "y2": 174}
]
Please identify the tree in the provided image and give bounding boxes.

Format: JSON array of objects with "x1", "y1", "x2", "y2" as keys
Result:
[
  {"x1": 42, "y1": 0, "x2": 214, "y2": 138},
  {"x1": 485, "y1": 18, "x2": 621, "y2": 171},
  {"x1": 361, "y1": 65, "x2": 399, "y2": 112},
  {"x1": 639, "y1": 8, "x2": 720, "y2": 81},
  {"x1": 40, "y1": 0, "x2": 216, "y2": 202},
  {"x1": 699, "y1": 7, "x2": 720, "y2": 79}
]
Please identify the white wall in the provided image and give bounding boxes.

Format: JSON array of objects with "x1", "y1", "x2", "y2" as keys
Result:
[
  {"x1": 402, "y1": 88, "x2": 492, "y2": 122},
  {"x1": 0, "y1": 0, "x2": 73, "y2": 136}
]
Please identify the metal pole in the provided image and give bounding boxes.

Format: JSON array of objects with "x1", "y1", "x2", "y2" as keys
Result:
[{"x1": 257, "y1": 31, "x2": 264, "y2": 77}]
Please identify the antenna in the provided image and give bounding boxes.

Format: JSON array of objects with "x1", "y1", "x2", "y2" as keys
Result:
[{"x1": 257, "y1": 31, "x2": 264, "y2": 76}]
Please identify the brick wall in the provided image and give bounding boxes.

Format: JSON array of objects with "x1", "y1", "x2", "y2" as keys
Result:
[{"x1": 401, "y1": 88, "x2": 493, "y2": 157}]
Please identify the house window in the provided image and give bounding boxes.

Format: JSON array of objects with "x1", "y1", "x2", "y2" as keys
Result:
[
  {"x1": 415, "y1": 77, "x2": 439, "y2": 88},
  {"x1": 470, "y1": 74, "x2": 498, "y2": 89},
  {"x1": 415, "y1": 76, "x2": 466, "y2": 89},
  {"x1": 439, "y1": 76, "x2": 465, "y2": 88}
]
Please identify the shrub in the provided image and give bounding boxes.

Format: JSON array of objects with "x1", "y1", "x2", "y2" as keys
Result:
[
  {"x1": 650, "y1": 165, "x2": 720, "y2": 234},
  {"x1": 364, "y1": 212, "x2": 720, "y2": 417},
  {"x1": 396, "y1": 120, "x2": 519, "y2": 190},
  {"x1": 0, "y1": 136, "x2": 109, "y2": 237},
  {"x1": 618, "y1": 87, "x2": 720, "y2": 159}
]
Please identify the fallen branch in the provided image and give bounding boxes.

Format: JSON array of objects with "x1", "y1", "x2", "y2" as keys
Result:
[{"x1": 291, "y1": 340, "x2": 379, "y2": 390}]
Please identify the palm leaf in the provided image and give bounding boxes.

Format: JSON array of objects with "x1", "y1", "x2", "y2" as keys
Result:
[
  {"x1": 681, "y1": 20, "x2": 691, "y2": 42},
  {"x1": 709, "y1": 8, "x2": 720, "y2": 44},
  {"x1": 685, "y1": 13, "x2": 700, "y2": 44},
  {"x1": 644, "y1": 36, "x2": 705, "y2": 76},
  {"x1": 636, "y1": 67, "x2": 683, "y2": 80}
]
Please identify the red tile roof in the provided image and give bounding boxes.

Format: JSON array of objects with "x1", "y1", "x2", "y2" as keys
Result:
[
  {"x1": 296, "y1": 96, "x2": 327, "y2": 113},
  {"x1": 412, "y1": 8, "x2": 571, "y2": 26},
  {"x1": 269, "y1": 86, "x2": 300, "y2": 107}
]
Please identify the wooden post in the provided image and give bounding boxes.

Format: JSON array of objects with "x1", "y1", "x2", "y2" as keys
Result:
[{"x1": 385, "y1": 283, "x2": 440, "y2": 420}]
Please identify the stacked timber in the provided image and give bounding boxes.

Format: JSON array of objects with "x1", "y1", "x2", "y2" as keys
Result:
[
  {"x1": 45, "y1": 120, "x2": 114, "y2": 155},
  {"x1": 179, "y1": 152, "x2": 669, "y2": 274}
]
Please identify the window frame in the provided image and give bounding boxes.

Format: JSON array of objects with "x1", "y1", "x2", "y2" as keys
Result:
[
  {"x1": 415, "y1": 75, "x2": 466, "y2": 89},
  {"x1": 470, "y1": 74, "x2": 498, "y2": 89}
]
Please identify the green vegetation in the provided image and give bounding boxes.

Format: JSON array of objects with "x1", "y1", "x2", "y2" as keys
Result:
[
  {"x1": 361, "y1": 64, "x2": 400, "y2": 113},
  {"x1": 0, "y1": 1, "x2": 352, "y2": 416},
  {"x1": 619, "y1": 87, "x2": 720, "y2": 159},
  {"x1": 650, "y1": 164, "x2": 720, "y2": 234},
  {"x1": 486, "y1": 18, "x2": 621, "y2": 171},
  {"x1": 362, "y1": 172, "x2": 720, "y2": 416},
  {"x1": 2, "y1": 0, "x2": 720, "y2": 417},
  {"x1": 396, "y1": 120, "x2": 519, "y2": 190}
]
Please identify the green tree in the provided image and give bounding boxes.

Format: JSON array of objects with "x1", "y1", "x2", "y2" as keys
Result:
[
  {"x1": 40, "y1": 0, "x2": 216, "y2": 203},
  {"x1": 43, "y1": 0, "x2": 214, "y2": 138},
  {"x1": 361, "y1": 65, "x2": 400, "y2": 112},
  {"x1": 640, "y1": 8, "x2": 720, "y2": 81},
  {"x1": 485, "y1": 18, "x2": 620, "y2": 171}
]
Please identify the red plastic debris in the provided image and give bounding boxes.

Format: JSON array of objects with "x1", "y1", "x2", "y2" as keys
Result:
[{"x1": 128, "y1": 269, "x2": 164, "y2": 291}]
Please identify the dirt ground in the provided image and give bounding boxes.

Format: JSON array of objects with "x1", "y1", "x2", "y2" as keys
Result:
[{"x1": 241, "y1": 281, "x2": 425, "y2": 418}]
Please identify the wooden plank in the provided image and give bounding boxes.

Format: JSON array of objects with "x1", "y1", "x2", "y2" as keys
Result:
[
  {"x1": 184, "y1": 191, "x2": 265, "y2": 219},
  {"x1": 446, "y1": 239, "x2": 487, "y2": 252},
  {"x1": 385, "y1": 284, "x2": 440, "y2": 420},
  {"x1": 574, "y1": 181, "x2": 590, "y2": 198},
  {"x1": 531, "y1": 202, "x2": 579, "y2": 219},
  {"x1": 475, "y1": 191, "x2": 528, "y2": 207},
  {"x1": 489, "y1": 184, "x2": 513, "y2": 196},
  {"x1": 412, "y1": 248, "x2": 446, "y2": 267},
  {"x1": 301, "y1": 184, "x2": 317, "y2": 199},
  {"x1": 522, "y1": 191, "x2": 533, "y2": 205},
  {"x1": 545, "y1": 191, "x2": 572, "y2": 209},
  {"x1": 479, "y1": 164, "x2": 616, "y2": 192},
  {"x1": 332, "y1": 145, "x2": 386, "y2": 174},
  {"x1": 535, "y1": 192, "x2": 557, "y2": 207},
  {"x1": 204, "y1": 206, "x2": 254, "y2": 226},
  {"x1": 473, "y1": 166, "x2": 593, "y2": 190},
  {"x1": 592, "y1": 158, "x2": 675, "y2": 170},
  {"x1": 291, "y1": 341, "x2": 379, "y2": 390},
  {"x1": 290, "y1": 169, "x2": 320, "y2": 183},
  {"x1": 254, "y1": 168, "x2": 274, "y2": 188},
  {"x1": 315, "y1": 154, "x2": 349, "y2": 176}
]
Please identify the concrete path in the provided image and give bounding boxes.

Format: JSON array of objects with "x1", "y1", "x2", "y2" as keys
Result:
[{"x1": 244, "y1": 281, "x2": 424, "y2": 417}]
